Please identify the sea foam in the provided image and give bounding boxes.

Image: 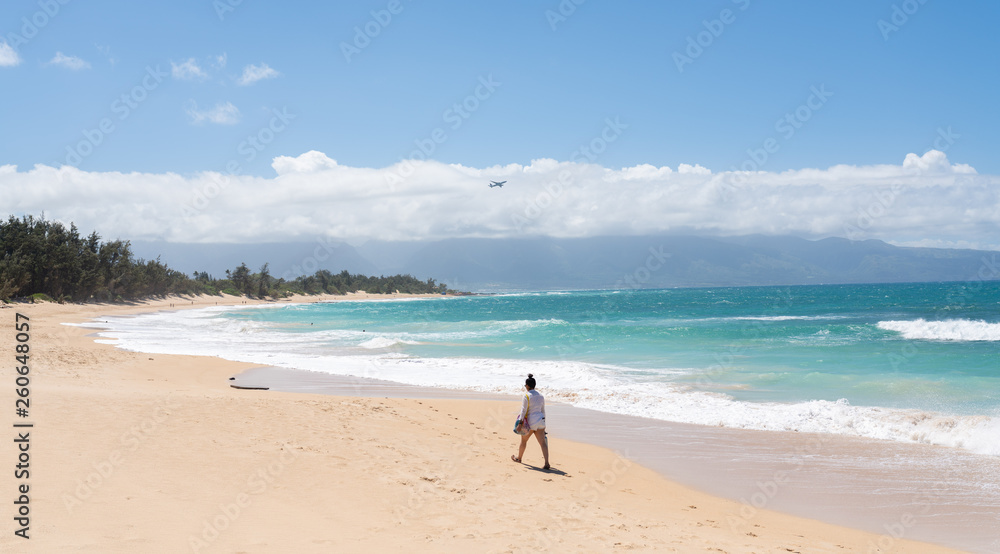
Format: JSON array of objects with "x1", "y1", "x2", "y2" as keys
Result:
[
  {"x1": 878, "y1": 318, "x2": 1000, "y2": 341},
  {"x1": 70, "y1": 302, "x2": 1000, "y2": 457}
]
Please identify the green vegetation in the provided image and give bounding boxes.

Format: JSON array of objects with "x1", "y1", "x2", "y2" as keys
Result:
[{"x1": 0, "y1": 215, "x2": 457, "y2": 302}]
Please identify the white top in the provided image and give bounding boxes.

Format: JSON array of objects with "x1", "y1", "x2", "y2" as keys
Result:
[{"x1": 520, "y1": 389, "x2": 546, "y2": 430}]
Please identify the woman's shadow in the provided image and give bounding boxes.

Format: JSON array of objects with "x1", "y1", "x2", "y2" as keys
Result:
[{"x1": 521, "y1": 463, "x2": 568, "y2": 476}]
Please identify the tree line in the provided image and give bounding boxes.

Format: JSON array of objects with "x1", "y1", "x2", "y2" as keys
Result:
[{"x1": 0, "y1": 215, "x2": 456, "y2": 302}]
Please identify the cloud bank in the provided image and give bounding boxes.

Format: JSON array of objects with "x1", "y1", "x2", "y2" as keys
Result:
[{"x1": 1, "y1": 150, "x2": 996, "y2": 250}]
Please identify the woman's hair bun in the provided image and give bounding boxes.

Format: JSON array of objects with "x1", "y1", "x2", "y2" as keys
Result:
[{"x1": 527, "y1": 373, "x2": 533, "y2": 379}]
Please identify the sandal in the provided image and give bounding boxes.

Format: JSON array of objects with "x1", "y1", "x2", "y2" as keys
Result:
[
  {"x1": 511, "y1": 455, "x2": 521, "y2": 463},
  {"x1": 543, "y1": 463, "x2": 551, "y2": 470}
]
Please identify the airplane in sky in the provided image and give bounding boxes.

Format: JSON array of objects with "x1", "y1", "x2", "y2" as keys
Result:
[{"x1": 489, "y1": 181, "x2": 506, "y2": 188}]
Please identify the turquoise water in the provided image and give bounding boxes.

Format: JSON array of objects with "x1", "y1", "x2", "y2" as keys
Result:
[
  {"x1": 88, "y1": 281, "x2": 1000, "y2": 454},
  {"x1": 232, "y1": 283, "x2": 1000, "y2": 411}
]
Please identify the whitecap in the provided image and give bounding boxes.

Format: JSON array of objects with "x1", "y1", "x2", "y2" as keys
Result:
[{"x1": 878, "y1": 319, "x2": 1000, "y2": 341}]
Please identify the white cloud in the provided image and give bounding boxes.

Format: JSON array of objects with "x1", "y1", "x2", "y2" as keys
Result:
[
  {"x1": 903, "y1": 149, "x2": 976, "y2": 174},
  {"x1": 613, "y1": 164, "x2": 673, "y2": 181},
  {"x1": 171, "y1": 58, "x2": 208, "y2": 80},
  {"x1": 185, "y1": 101, "x2": 241, "y2": 125},
  {"x1": 213, "y1": 53, "x2": 227, "y2": 69},
  {"x1": 3, "y1": 151, "x2": 997, "y2": 250},
  {"x1": 0, "y1": 42, "x2": 22, "y2": 67},
  {"x1": 48, "y1": 52, "x2": 91, "y2": 70},
  {"x1": 678, "y1": 163, "x2": 711, "y2": 175},
  {"x1": 237, "y1": 63, "x2": 279, "y2": 86},
  {"x1": 272, "y1": 151, "x2": 338, "y2": 175}
]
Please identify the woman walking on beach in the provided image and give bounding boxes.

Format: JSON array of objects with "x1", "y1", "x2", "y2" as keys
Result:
[{"x1": 512, "y1": 373, "x2": 550, "y2": 470}]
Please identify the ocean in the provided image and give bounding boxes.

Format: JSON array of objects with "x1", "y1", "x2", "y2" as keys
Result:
[{"x1": 80, "y1": 281, "x2": 1000, "y2": 457}]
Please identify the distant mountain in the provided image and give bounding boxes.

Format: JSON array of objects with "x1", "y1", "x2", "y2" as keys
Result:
[
  {"x1": 129, "y1": 240, "x2": 379, "y2": 280},
  {"x1": 132, "y1": 235, "x2": 999, "y2": 292}
]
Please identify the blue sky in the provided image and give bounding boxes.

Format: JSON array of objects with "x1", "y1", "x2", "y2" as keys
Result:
[
  {"x1": 3, "y1": 0, "x2": 997, "y2": 174},
  {"x1": 2, "y1": 1, "x2": 999, "y2": 248}
]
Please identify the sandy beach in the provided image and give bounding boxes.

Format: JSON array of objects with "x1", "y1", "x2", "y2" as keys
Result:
[{"x1": 0, "y1": 293, "x2": 965, "y2": 553}]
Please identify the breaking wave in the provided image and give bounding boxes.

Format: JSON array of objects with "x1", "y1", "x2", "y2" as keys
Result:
[{"x1": 878, "y1": 319, "x2": 1000, "y2": 342}]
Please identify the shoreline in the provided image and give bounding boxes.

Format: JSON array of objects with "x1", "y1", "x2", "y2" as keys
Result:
[{"x1": 0, "y1": 293, "x2": 972, "y2": 552}]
